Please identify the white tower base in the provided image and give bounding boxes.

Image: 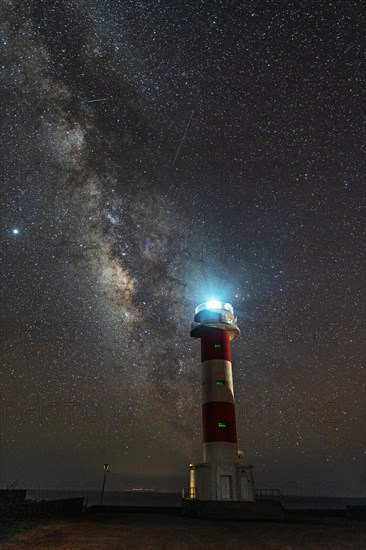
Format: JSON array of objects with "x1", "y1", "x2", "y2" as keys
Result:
[{"x1": 189, "y1": 462, "x2": 255, "y2": 502}]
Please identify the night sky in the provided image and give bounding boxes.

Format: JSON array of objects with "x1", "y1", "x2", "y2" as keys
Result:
[{"x1": 1, "y1": 0, "x2": 364, "y2": 498}]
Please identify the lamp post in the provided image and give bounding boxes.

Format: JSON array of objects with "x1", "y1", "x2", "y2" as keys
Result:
[{"x1": 100, "y1": 463, "x2": 109, "y2": 506}]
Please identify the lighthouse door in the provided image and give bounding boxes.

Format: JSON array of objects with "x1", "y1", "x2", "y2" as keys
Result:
[
  {"x1": 240, "y1": 476, "x2": 249, "y2": 500},
  {"x1": 220, "y1": 475, "x2": 232, "y2": 501}
]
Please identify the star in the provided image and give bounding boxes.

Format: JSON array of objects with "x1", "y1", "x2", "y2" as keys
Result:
[{"x1": 0, "y1": 0, "x2": 363, "y2": 500}]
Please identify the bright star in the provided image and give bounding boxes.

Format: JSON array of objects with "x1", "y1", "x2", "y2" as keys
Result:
[{"x1": 12, "y1": 228, "x2": 20, "y2": 235}]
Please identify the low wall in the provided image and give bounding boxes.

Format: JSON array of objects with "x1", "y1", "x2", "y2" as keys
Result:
[{"x1": 182, "y1": 499, "x2": 285, "y2": 520}]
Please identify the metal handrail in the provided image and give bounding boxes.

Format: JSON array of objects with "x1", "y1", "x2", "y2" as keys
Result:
[{"x1": 195, "y1": 302, "x2": 234, "y2": 315}]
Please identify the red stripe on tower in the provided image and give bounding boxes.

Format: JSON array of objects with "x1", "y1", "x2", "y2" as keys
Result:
[
  {"x1": 200, "y1": 326, "x2": 231, "y2": 362},
  {"x1": 202, "y1": 401, "x2": 237, "y2": 443}
]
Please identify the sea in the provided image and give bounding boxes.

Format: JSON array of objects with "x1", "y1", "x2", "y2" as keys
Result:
[{"x1": 24, "y1": 490, "x2": 366, "y2": 510}]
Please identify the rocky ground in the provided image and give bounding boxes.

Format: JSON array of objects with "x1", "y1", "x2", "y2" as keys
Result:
[{"x1": 0, "y1": 513, "x2": 365, "y2": 549}]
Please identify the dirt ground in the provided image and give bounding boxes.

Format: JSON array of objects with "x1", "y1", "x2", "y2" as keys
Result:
[{"x1": 0, "y1": 513, "x2": 365, "y2": 549}]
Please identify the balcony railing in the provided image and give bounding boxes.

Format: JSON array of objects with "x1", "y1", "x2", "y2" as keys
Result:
[{"x1": 195, "y1": 302, "x2": 234, "y2": 315}]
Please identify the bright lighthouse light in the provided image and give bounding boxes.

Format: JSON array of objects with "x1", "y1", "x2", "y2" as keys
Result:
[{"x1": 206, "y1": 300, "x2": 222, "y2": 311}]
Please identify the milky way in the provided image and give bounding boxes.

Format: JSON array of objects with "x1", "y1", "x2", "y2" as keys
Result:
[{"x1": 0, "y1": 0, "x2": 364, "y2": 496}]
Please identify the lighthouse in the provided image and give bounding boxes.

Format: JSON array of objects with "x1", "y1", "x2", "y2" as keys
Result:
[{"x1": 187, "y1": 300, "x2": 255, "y2": 502}]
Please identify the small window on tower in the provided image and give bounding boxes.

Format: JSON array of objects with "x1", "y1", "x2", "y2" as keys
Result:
[
  {"x1": 215, "y1": 380, "x2": 225, "y2": 385},
  {"x1": 213, "y1": 343, "x2": 222, "y2": 348},
  {"x1": 217, "y1": 422, "x2": 228, "y2": 428}
]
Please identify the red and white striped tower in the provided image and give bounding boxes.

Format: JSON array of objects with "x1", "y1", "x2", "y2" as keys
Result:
[{"x1": 188, "y1": 300, "x2": 255, "y2": 502}]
